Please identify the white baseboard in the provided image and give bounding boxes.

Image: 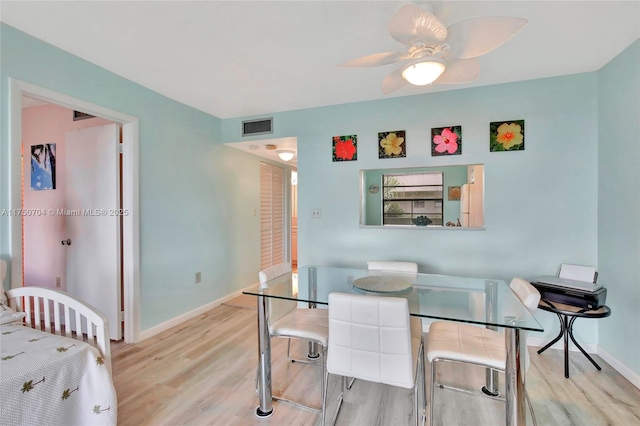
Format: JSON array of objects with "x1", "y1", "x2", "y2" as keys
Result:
[
  {"x1": 139, "y1": 283, "x2": 257, "y2": 341},
  {"x1": 527, "y1": 338, "x2": 640, "y2": 390},
  {"x1": 527, "y1": 335, "x2": 597, "y2": 354},
  {"x1": 597, "y1": 346, "x2": 640, "y2": 389}
]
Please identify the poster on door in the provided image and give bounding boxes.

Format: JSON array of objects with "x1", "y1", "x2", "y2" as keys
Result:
[{"x1": 31, "y1": 143, "x2": 56, "y2": 190}]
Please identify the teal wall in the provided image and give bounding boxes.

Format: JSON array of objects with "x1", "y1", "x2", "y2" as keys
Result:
[
  {"x1": 597, "y1": 39, "x2": 640, "y2": 375},
  {"x1": 223, "y1": 73, "x2": 600, "y2": 344},
  {"x1": 0, "y1": 24, "x2": 262, "y2": 331},
  {"x1": 363, "y1": 169, "x2": 384, "y2": 226}
]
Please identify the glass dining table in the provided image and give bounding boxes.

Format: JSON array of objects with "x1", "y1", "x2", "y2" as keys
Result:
[{"x1": 243, "y1": 265, "x2": 544, "y2": 426}]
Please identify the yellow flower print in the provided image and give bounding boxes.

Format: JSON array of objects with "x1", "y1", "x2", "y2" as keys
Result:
[
  {"x1": 496, "y1": 123, "x2": 523, "y2": 150},
  {"x1": 380, "y1": 133, "x2": 405, "y2": 156}
]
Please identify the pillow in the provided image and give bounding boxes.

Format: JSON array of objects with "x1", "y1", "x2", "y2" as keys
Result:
[{"x1": 1, "y1": 294, "x2": 26, "y2": 325}]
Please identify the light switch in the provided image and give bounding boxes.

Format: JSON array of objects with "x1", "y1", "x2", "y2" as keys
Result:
[{"x1": 312, "y1": 208, "x2": 321, "y2": 219}]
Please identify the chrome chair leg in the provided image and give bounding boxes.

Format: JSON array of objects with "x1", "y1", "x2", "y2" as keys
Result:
[
  {"x1": 346, "y1": 377, "x2": 356, "y2": 389},
  {"x1": 271, "y1": 347, "x2": 325, "y2": 413},
  {"x1": 323, "y1": 374, "x2": 345, "y2": 426},
  {"x1": 256, "y1": 338, "x2": 327, "y2": 412},
  {"x1": 322, "y1": 369, "x2": 329, "y2": 426},
  {"x1": 525, "y1": 390, "x2": 537, "y2": 426},
  {"x1": 334, "y1": 376, "x2": 345, "y2": 425},
  {"x1": 420, "y1": 343, "x2": 427, "y2": 426},
  {"x1": 429, "y1": 356, "x2": 537, "y2": 426},
  {"x1": 430, "y1": 357, "x2": 438, "y2": 426},
  {"x1": 414, "y1": 352, "x2": 420, "y2": 426},
  {"x1": 254, "y1": 365, "x2": 258, "y2": 394},
  {"x1": 421, "y1": 339, "x2": 427, "y2": 426},
  {"x1": 287, "y1": 338, "x2": 324, "y2": 364}
]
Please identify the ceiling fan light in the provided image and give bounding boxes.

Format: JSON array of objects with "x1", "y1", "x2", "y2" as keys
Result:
[
  {"x1": 276, "y1": 150, "x2": 295, "y2": 161},
  {"x1": 402, "y1": 60, "x2": 446, "y2": 86}
]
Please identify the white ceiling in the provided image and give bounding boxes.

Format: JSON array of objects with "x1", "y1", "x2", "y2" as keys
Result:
[
  {"x1": 229, "y1": 136, "x2": 299, "y2": 167},
  {"x1": 3, "y1": 1, "x2": 638, "y2": 166}
]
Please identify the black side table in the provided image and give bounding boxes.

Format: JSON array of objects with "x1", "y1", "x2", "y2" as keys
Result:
[{"x1": 537, "y1": 300, "x2": 611, "y2": 378}]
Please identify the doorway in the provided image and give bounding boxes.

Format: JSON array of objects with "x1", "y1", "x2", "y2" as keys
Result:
[
  {"x1": 8, "y1": 79, "x2": 141, "y2": 343},
  {"x1": 22, "y1": 102, "x2": 123, "y2": 340}
]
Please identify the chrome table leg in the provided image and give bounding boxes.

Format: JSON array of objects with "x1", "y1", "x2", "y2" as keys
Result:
[
  {"x1": 505, "y1": 328, "x2": 526, "y2": 426},
  {"x1": 255, "y1": 294, "x2": 273, "y2": 418},
  {"x1": 307, "y1": 266, "x2": 319, "y2": 359},
  {"x1": 483, "y1": 280, "x2": 500, "y2": 396}
]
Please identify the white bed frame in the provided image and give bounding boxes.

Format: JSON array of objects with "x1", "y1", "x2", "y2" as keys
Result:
[{"x1": 6, "y1": 286, "x2": 112, "y2": 373}]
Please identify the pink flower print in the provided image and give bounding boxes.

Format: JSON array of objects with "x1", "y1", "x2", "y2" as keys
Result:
[{"x1": 433, "y1": 128, "x2": 459, "y2": 154}]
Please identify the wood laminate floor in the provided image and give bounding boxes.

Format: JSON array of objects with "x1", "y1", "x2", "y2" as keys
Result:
[{"x1": 112, "y1": 303, "x2": 640, "y2": 426}]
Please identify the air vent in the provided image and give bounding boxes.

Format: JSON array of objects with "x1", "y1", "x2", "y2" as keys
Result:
[
  {"x1": 243, "y1": 118, "x2": 273, "y2": 136},
  {"x1": 73, "y1": 110, "x2": 95, "y2": 121}
]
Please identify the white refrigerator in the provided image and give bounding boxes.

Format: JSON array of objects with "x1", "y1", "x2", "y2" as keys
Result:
[{"x1": 460, "y1": 184, "x2": 470, "y2": 227}]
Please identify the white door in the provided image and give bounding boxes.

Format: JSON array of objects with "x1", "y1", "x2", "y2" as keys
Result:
[{"x1": 65, "y1": 124, "x2": 122, "y2": 340}]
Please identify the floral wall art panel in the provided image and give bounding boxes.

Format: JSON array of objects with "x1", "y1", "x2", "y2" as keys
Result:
[
  {"x1": 31, "y1": 143, "x2": 56, "y2": 190},
  {"x1": 431, "y1": 126, "x2": 461, "y2": 156},
  {"x1": 332, "y1": 135, "x2": 357, "y2": 161},
  {"x1": 490, "y1": 120, "x2": 525, "y2": 151},
  {"x1": 378, "y1": 130, "x2": 406, "y2": 159}
]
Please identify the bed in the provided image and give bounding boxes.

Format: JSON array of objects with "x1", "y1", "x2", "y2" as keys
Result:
[{"x1": 1, "y1": 286, "x2": 117, "y2": 425}]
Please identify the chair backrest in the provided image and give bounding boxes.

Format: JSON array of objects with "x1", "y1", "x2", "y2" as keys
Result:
[
  {"x1": 367, "y1": 260, "x2": 418, "y2": 274},
  {"x1": 259, "y1": 262, "x2": 292, "y2": 284},
  {"x1": 509, "y1": 277, "x2": 540, "y2": 375},
  {"x1": 327, "y1": 292, "x2": 415, "y2": 389},
  {"x1": 258, "y1": 262, "x2": 295, "y2": 326},
  {"x1": 509, "y1": 277, "x2": 541, "y2": 315}
]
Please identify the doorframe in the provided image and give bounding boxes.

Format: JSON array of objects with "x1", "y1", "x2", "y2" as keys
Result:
[{"x1": 8, "y1": 78, "x2": 141, "y2": 343}]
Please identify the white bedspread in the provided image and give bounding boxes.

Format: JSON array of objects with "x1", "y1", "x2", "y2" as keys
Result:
[{"x1": 1, "y1": 324, "x2": 117, "y2": 425}]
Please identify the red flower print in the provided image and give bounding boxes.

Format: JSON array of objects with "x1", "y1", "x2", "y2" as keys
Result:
[{"x1": 335, "y1": 139, "x2": 356, "y2": 160}]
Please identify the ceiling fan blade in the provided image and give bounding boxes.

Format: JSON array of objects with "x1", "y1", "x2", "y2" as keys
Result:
[
  {"x1": 445, "y1": 17, "x2": 527, "y2": 59},
  {"x1": 381, "y1": 68, "x2": 408, "y2": 95},
  {"x1": 434, "y1": 59, "x2": 480, "y2": 84},
  {"x1": 338, "y1": 52, "x2": 407, "y2": 68},
  {"x1": 389, "y1": 3, "x2": 448, "y2": 47}
]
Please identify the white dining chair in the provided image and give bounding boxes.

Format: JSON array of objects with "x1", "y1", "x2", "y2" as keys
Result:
[
  {"x1": 351, "y1": 260, "x2": 419, "y2": 389},
  {"x1": 256, "y1": 262, "x2": 328, "y2": 413},
  {"x1": 426, "y1": 277, "x2": 540, "y2": 425},
  {"x1": 322, "y1": 292, "x2": 426, "y2": 426},
  {"x1": 367, "y1": 260, "x2": 418, "y2": 274}
]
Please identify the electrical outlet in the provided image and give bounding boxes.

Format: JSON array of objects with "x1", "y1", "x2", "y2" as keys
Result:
[
  {"x1": 312, "y1": 208, "x2": 321, "y2": 218},
  {"x1": 195, "y1": 272, "x2": 201, "y2": 283},
  {"x1": 55, "y1": 277, "x2": 61, "y2": 288}
]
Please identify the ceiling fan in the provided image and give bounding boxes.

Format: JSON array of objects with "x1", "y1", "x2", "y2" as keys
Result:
[{"x1": 338, "y1": 3, "x2": 527, "y2": 94}]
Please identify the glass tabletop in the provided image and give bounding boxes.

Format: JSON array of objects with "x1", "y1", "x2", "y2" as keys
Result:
[{"x1": 243, "y1": 265, "x2": 544, "y2": 332}]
